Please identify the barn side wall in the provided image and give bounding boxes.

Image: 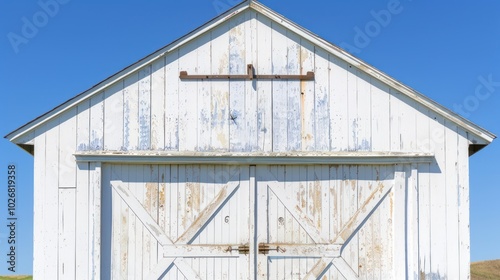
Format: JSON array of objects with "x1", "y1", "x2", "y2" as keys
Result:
[{"x1": 26, "y1": 9, "x2": 475, "y2": 279}]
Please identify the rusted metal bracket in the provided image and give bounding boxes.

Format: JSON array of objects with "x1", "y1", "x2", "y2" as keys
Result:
[
  {"x1": 180, "y1": 64, "x2": 315, "y2": 81},
  {"x1": 258, "y1": 243, "x2": 286, "y2": 254},
  {"x1": 225, "y1": 244, "x2": 250, "y2": 254}
]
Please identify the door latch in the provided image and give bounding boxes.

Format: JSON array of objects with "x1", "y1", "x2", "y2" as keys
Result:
[
  {"x1": 225, "y1": 245, "x2": 250, "y2": 254},
  {"x1": 258, "y1": 243, "x2": 286, "y2": 254}
]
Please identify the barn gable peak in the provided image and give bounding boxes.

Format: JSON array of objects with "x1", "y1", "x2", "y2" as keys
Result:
[{"x1": 5, "y1": 1, "x2": 495, "y2": 152}]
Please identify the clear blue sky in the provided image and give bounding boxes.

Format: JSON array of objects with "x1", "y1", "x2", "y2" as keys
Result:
[{"x1": 1, "y1": 0, "x2": 499, "y2": 275}]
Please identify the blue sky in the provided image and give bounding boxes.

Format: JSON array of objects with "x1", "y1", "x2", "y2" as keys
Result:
[{"x1": 1, "y1": 0, "x2": 499, "y2": 275}]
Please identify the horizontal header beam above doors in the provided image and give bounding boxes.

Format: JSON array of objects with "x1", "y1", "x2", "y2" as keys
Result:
[{"x1": 74, "y1": 151, "x2": 434, "y2": 165}]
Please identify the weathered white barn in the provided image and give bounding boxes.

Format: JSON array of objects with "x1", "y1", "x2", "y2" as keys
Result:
[{"x1": 6, "y1": 1, "x2": 495, "y2": 279}]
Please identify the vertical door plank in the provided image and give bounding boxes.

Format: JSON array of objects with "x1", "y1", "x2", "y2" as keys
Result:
[{"x1": 393, "y1": 166, "x2": 406, "y2": 279}]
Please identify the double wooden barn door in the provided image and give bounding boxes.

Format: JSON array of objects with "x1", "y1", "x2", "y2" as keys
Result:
[{"x1": 102, "y1": 164, "x2": 401, "y2": 279}]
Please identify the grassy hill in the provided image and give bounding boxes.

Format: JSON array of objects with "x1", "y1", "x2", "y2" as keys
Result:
[
  {"x1": 0, "y1": 261, "x2": 498, "y2": 280},
  {"x1": 471, "y1": 259, "x2": 500, "y2": 280}
]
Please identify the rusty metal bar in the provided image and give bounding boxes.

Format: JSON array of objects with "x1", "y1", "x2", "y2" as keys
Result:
[{"x1": 180, "y1": 64, "x2": 315, "y2": 81}]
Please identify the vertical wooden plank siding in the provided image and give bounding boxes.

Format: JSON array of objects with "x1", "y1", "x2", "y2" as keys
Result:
[
  {"x1": 416, "y1": 105, "x2": 431, "y2": 278},
  {"x1": 379, "y1": 165, "x2": 393, "y2": 279},
  {"x1": 33, "y1": 132, "x2": 46, "y2": 279},
  {"x1": 429, "y1": 114, "x2": 447, "y2": 278},
  {"x1": 329, "y1": 55, "x2": 349, "y2": 151},
  {"x1": 407, "y1": 167, "x2": 420, "y2": 279},
  {"x1": 300, "y1": 39, "x2": 315, "y2": 151},
  {"x1": 244, "y1": 11, "x2": 259, "y2": 152},
  {"x1": 151, "y1": 58, "x2": 166, "y2": 150},
  {"x1": 58, "y1": 109, "x2": 77, "y2": 189},
  {"x1": 100, "y1": 164, "x2": 112, "y2": 280},
  {"x1": 347, "y1": 66, "x2": 358, "y2": 151},
  {"x1": 255, "y1": 14, "x2": 273, "y2": 152},
  {"x1": 314, "y1": 48, "x2": 330, "y2": 151},
  {"x1": 138, "y1": 66, "x2": 152, "y2": 150},
  {"x1": 76, "y1": 100, "x2": 91, "y2": 152},
  {"x1": 58, "y1": 189, "x2": 76, "y2": 278},
  {"x1": 109, "y1": 165, "x2": 120, "y2": 280},
  {"x1": 228, "y1": 13, "x2": 247, "y2": 152},
  {"x1": 357, "y1": 165, "x2": 373, "y2": 278},
  {"x1": 45, "y1": 122, "x2": 60, "y2": 279},
  {"x1": 389, "y1": 89, "x2": 401, "y2": 151},
  {"x1": 445, "y1": 122, "x2": 460, "y2": 280},
  {"x1": 126, "y1": 165, "x2": 137, "y2": 279},
  {"x1": 164, "y1": 51, "x2": 179, "y2": 150},
  {"x1": 393, "y1": 166, "x2": 406, "y2": 279},
  {"x1": 123, "y1": 73, "x2": 139, "y2": 151},
  {"x1": 104, "y1": 82, "x2": 124, "y2": 151},
  {"x1": 356, "y1": 72, "x2": 372, "y2": 151},
  {"x1": 271, "y1": 22, "x2": 288, "y2": 152},
  {"x1": 458, "y1": 130, "x2": 471, "y2": 280},
  {"x1": 197, "y1": 32, "x2": 212, "y2": 152},
  {"x1": 286, "y1": 30, "x2": 301, "y2": 151},
  {"x1": 178, "y1": 40, "x2": 199, "y2": 151},
  {"x1": 89, "y1": 92, "x2": 104, "y2": 150},
  {"x1": 370, "y1": 80, "x2": 390, "y2": 152},
  {"x1": 89, "y1": 162, "x2": 101, "y2": 279},
  {"x1": 210, "y1": 24, "x2": 230, "y2": 151},
  {"x1": 398, "y1": 94, "x2": 417, "y2": 151}
]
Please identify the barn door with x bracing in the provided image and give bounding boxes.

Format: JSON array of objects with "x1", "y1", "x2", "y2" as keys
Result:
[
  {"x1": 102, "y1": 164, "x2": 403, "y2": 279},
  {"x1": 102, "y1": 164, "x2": 252, "y2": 280},
  {"x1": 254, "y1": 165, "x2": 400, "y2": 279}
]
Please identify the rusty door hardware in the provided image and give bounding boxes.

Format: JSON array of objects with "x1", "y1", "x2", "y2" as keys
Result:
[
  {"x1": 225, "y1": 245, "x2": 250, "y2": 254},
  {"x1": 180, "y1": 64, "x2": 315, "y2": 81},
  {"x1": 258, "y1": 243, "x2": 286, "y2": 254}
]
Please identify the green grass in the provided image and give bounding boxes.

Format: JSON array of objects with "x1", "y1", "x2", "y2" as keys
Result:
[
  {"x1": 0, "y1": 277, "x2": 32, "y2": 280},
  {"x1": 471, "y1": 259, "x2": 500, "y2": 280}
]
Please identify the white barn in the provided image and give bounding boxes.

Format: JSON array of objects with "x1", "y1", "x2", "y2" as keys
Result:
[{"x1": 6, "y1": 1, "x2": 495, "y2": 279}]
